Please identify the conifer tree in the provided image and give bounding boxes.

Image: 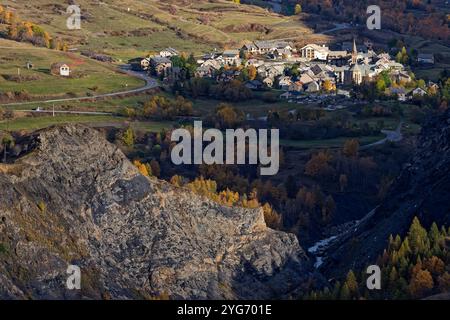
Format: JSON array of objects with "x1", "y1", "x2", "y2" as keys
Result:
[
  {"x1": 344, "y1": 270, "x2": 359, "y2": 298},
  {"x1": 339, "y1": 283, "x2": 351, "y2": 300},
  {"x1": 408, "y1": 217, "x2": 430, "y2": 255}
]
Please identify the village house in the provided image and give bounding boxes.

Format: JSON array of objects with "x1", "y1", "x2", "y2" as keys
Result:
[
  {"x1": 217, "y1": 69, "x2": 240, "y2": 83},
  {"x1": 273, "y1": 48, "x2": 292, "y2": 59},
  {"x1": 51, "y1": 63, "x2": 70, "y2": 76},
  {"x1": 393, "y1": 70, "x2": 412, "y2": 84},
  {"x1": 428, "y1": 81, "x2": 439, "y2": 92},
  {"x1": 257, "y1": 63, "x2": 284, "y2": 79},
  {"x1": 278, "y1": 76, "x2": 293, "y2": 90},
  {"x1": 245, "y1": 59, "x2": 264, "y2": 68},
  {"x1": 300, "y1": 44, "x2": 330, "y2": 61},
  {"x1": 327, "y1": 51, "x2": 349, "y2": 66},
  {"x1": 260, "y1": 77, "x2": 272, "y2": 88},
  {"x1": 159, "y1": 47, "x2": 179, "y2": 58},
  {"x1": 141, "y1": 58, "x2": 151, "y2": 71},
  {"x1": 196, "y1": 52, "x2": 220, "y2": 64},
  {"x1": 410, "y1": 87, "x2": 428, "y2": 97},
  {"x1": 288, "y1": 81, "x2": 303, "y2": 93},
  {"x1": 195, "y1": 64, "x2": 215, "y2": 78},
  {"x1": 241, "y1": 43, "x2": 258, "y2": 55},
  {"x1": 298, "y1": 73, "x2": 315, "y2": 85},
  {"x1": 253, "y1": 41, "x2": 277, "y2": 54},
  {"x1": 242, "y1": 40, "x2": 292, "y2": 56},
  {"x1": 150, "y1": 56, "x2": 172, "y2": 76},
  {"x1": 306, "y1": 81, "x2": 320, "y2": 92},
  {"x1": 390, "y1": 87, "x2": 408, "y2": 101},
  {"x1": 222, "y1": 50, "x2": 241, "y2": 65},
  {"x1": 333, "y1": 66, "x2": 350, "y2": 84}
]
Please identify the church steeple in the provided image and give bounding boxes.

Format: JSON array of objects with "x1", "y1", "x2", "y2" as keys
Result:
[{"x1": 351, "y1": 38, "x2": 358, "y2": 65}]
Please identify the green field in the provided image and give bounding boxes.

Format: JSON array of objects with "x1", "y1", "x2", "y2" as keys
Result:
[
  {"x1": 0, "y1": 114, "x2": 174, "y2": 132},
  {"x1": 280, "y1": 135, "x2": 385, "y2": 149},
  {"x1": 2, "y1": 94, "x2": 149, "y2": 113},
  {"x1": 0, "y1": 39, "x2": 144, "y2": 99},
  {"x1": 190, "y1": 97, "x2": 296, "y2": 117},
  {"x1": 355, "y1": 116, "x2": 400, "y2": 130}
]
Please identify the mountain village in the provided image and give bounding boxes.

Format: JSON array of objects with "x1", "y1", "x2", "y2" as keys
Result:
[{"x1": 139, "y1": 38, "x2": 437, "y2": 106}]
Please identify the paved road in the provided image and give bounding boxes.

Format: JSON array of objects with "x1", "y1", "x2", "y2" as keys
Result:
[
  {"x1": 319, "y1": 23, "x2": 352, "y2": 35},
  {"x1": 0, "y1": 65, "x2": 159, "y2": 107},
  {"x1": 362, "y1": 121, "x2": 403, "y2": 149},
  {"x1": 16, "y1": 110, "x2": 113, "y2": 115}
]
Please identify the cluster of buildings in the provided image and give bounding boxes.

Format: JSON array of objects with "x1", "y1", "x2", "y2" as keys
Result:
[
  {"x1": 140, "y1": 47, "x2": 179, "y2": 76},
  {"x1": 140, "y1": 39, "x2": 436, "y2": 102}
]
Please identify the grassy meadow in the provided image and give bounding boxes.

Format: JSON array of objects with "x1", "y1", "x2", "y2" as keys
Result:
[{"x1": 0, "y1": 39, "x2": 144, "y2": 98}]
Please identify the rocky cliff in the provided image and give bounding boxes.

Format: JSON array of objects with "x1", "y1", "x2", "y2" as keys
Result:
[
  {"x1": 0, "y1": 124, "x2": 317, "y2": 299},
  {"x1": 323, "y1": 109, "x2": 450, "y2": 277}
]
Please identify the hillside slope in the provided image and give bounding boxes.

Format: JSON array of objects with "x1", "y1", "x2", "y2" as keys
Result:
[
  {"x1": 323, "y1": 109, "x2": 450, "y2": 277},
  {"x1": 0, "y1": 124, "x2": 318, "y2": 299},
  {"x1": 1, "y1": 0, "x2": 325, "y2": 60}
]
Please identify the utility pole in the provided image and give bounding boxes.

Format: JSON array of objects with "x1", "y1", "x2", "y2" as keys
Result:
[{"x1": 52, "y1": 104, "x2": 55, "y2": 117}]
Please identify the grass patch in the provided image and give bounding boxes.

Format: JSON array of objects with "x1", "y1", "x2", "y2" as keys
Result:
[
  {"x1": 281, "y1": 135, "x2": 385, "y2": 149},
  {"x1": 0, "y1": 114, "x2": 123, "y2": 131},
  {"x1": 0, "y1": 114, "x2": 174, "y2": 133},
  {"x1": 0, "y1": 39, "x2": 144, "y2": 98}
]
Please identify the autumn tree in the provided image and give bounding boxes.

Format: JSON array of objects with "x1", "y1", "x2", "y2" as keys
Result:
[
  {"x1": 409, "y1": 268, "x2": 433, "y2": 298},
  {"x1": 262, "y1": 203, "x2": 282, "y2": 229},
  {"x1": 248, "y1": 65, "x2": 257, "y2": 80},
  {"x1": 396, "y1": 47, "x2": 409, "y2": 64},
  {"x1": 170, "y1": 175, "x2": 184, "y2": 187},
  {"x1": 133, "y1": 160, "x2": 151, "y2": 177},
  {"x1": 408, "y1": 217, "x2": 430, "y2": 255},
  {"x1": 305, "y1": 151, "x2": 334, "y2": 178},
  {"x1": 343, "y1": 139, "x2": 359, "y2": 158},
  {"x1": 214, "y1": 103, "x2": 245, "y2": 128},
  {"x1": 118, "y1": 127, "x2": 135, "y2": 147},
  {"x1": 375, "y1": 78, "x2": 386, "y2": 94},
  {"x1": 322, "y1": 79, "x2": 335, "y2": 92}
]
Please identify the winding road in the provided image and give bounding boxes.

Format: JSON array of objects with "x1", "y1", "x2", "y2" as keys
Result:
[
  {"x1": 361, "y1": 121, "x2": 404, "y2": 149},
  {"x1": 0, "y1": 66, "x2": 159, "y2": 107}
]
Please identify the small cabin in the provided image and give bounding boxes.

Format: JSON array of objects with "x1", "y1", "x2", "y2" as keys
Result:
[{"x1": 51, "y1": 63, "x2": 70, "y2": 77}]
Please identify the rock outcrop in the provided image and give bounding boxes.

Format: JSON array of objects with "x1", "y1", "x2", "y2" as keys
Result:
[
  {"x1": 322, "y1": 109, "x2": 450, "y2": 277},
  {"x1": 0, "y1": 124, "x2": 317, "y2": 299}
]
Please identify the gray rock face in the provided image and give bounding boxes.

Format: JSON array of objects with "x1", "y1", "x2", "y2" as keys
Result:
[{"x1": 0, "y1": 124, "x2": 316, "y2": 299}]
